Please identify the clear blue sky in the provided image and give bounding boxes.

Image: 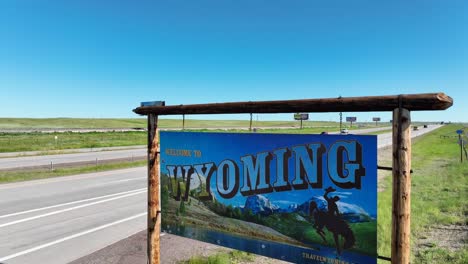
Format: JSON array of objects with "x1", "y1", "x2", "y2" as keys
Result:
[{"x1": 1, "y1": 0, "x2": 466, "y2": 122}]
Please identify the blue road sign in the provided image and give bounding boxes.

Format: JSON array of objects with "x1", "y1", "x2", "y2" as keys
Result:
[{"x1": 456, "y1": 129, "x2": 463, "y2": 135}]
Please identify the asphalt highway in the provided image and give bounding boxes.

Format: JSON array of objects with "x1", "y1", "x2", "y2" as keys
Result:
[
  {"x1": 0, "y1": 125, "x2": 441, "y2": 264},
  {"x1": 0, "y1": 167, "x2": 147, "y2": 264}
]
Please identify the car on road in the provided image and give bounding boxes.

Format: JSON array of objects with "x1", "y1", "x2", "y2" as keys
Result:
[{"x1": 340, "y1": 128, "x2": 349, "y2": 135}]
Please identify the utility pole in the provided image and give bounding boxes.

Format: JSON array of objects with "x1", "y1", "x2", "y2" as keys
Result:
[
  {"x1": 339, "y1": 112, "x2": 343, "y2": 131},
  {"x1": 338, "y1": 95, "x2": 343, "y2": 131}
]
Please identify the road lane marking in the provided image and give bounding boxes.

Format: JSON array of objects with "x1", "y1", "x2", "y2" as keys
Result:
[
  {"x1": 0, "y1": 212, "x2": 147, "y2": 262},
  {"x1": 94, "y1": 177, "x2": 146, "y2": 186},
  {"x1": 0, "y1": 167, "x2": 146, "y2": 190},
  {"x1": 0, "y1": 188, "x2": 146, "y2": 219},
  {"x1": 0, "y1": 190, "x2": 146, "y2": 228}
]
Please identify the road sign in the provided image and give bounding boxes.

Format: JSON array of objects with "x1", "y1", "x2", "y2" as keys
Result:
[
  {"x1": 372, "y1": 117, "x2": 381, "y2": 122},
  {"x1": 140, "y1": 101, "x2": 165, "y2": 107},
  {"x1": 346, "y1": 117, "x2": 357, "y2": 122},
  {"x1": 456, "y1": 129, "x2": 463, "y2": 135},
  {"x1": 294, "y1": 113, "x2": 309, "y2": 120}
]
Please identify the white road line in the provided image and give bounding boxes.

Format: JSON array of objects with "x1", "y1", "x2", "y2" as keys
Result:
[
  {"x1": 0, "y1": 188, "x2": 146, "y2": 219},
  {"x1": 0, "y1": 167, "x2": 145, "y2": 191},
  {"x1": 0, "y1": 212, "x2": 147, "y2": 262},
  {"x1": 0, "y1": 190, "x2": 146, "y2": 228},
  {"x1": 95, "y1": 177, "x2": 146, "y2": 186}
]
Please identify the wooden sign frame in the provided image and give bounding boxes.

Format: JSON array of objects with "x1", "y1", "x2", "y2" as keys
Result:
[{"x1": 133, "y1": 93, "x2": 453, "y2": 264}]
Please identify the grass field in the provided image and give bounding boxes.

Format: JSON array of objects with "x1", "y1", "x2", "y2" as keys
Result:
[
  {"x1": 0, "y1": 117, "x2": 389, "y2": 129},
  {"x1": 0, "y1": 131, "x2": 147, "y2": 153},
  {"x1": 377, "y1": 124, "x2": 467, "y2": 263},
  {"x1": 0, "y1": 123, "x2": 387, "y2": 153},
  {"x1": 0, "y1": 118, "x2": 147, "y2": 129}
]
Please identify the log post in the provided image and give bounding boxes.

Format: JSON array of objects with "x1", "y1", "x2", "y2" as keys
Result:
[
  {"x1": 148, "y1": 113, "x2": 161, "y2": 264},
  {"x1": 391, "y1": 107, "x2": 412, "y2": 264}
]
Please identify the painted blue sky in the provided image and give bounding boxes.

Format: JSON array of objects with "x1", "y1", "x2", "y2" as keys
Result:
[
  {"x1": 160, "y1": 132, "x2": 377, "y2": 215},
  {"x1": 1, "y1": 1, "x2": 466, "y2": 121}
]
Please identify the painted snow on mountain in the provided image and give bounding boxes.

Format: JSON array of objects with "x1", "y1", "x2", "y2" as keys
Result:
[
  {"x1": 243, "y1": 194, "x2": 372, "y2": 223},
  {"x1": 279, "y1": 203, "x2": 299, "y2": 213},
  {"x1": 188, "y1": 172, "x2": 205, "y2": 190},
  {"x1": 298, "y1": 196, "x2": 372, "y2": 223},
  {"x1": 244, "y1": 195, "x2": 279, "y2": 215}
]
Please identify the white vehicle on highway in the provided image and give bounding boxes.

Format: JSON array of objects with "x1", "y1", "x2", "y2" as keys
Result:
[{"x1": 340, "y1": 128, "x2": 349, "y2": 135}]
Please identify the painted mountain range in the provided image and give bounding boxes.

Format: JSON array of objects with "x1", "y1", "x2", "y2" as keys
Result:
[{"x1": 242, "y1": 194, "x2": 373, "y2": 223}]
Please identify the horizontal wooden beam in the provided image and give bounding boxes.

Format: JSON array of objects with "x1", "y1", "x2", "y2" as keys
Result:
[{"x1": 133, "y1": 93, "x2": 452, "y2": 116}]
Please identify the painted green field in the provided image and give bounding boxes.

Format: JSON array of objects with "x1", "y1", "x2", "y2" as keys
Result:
[
  {"x1": 377, "y1": 124, "x2": 467, "y2": 263},
  {"x1": 181, "y1": 250, "x2": 255, "y2": 264}
]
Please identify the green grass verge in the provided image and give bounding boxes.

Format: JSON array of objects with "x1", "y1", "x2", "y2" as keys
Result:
[
  {"x1": 0, "y1": 118, "x2": 147, "y2": 129},
  {"x1": 0, "y1": 131, "x2": 146, "y2": 153},
  {"x1": 0, "y1": 160, "x2": 146, "y2": 183},
  {"x1": 185, "y1": 127, "x2": 334, "y2": 134},
  {"x1": 377, "y1": 124, "x2": 468, "y2": 263},
  {"x1": 180, "y1": 250, "x2": 255, "y2": 264}
]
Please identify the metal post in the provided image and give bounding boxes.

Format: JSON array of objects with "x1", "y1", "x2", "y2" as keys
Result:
[
  {"x1": 182, "y1": 114, "x2": 185, "y2": 131},
  {"x1": 249, "y1": 113, "x2": 253, "y2": 132},
  {"x1": 459, "y1": 134, "x2": 463, "y2": 162},
  {"x1": 339, "y1": 112, "x2": 342, "y2": 131},
  {"x1": 391, "y1": 106, "x2": 412, "y2": 264},
  {"x1": 148, "y1": 113, "x2": 161, "y2": 264},
  {"x1": 338, "y1": 95, "x2": 343, "y2": 131}
]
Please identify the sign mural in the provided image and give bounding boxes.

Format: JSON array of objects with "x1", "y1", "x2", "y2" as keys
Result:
[{"x1": 160, "y1": 132, "x2": 377, "y2": 264}]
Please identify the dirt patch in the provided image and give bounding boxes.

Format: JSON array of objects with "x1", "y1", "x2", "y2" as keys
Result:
[{"x1": 417, "y1": 225, "x2": 468, "y2": 252}]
